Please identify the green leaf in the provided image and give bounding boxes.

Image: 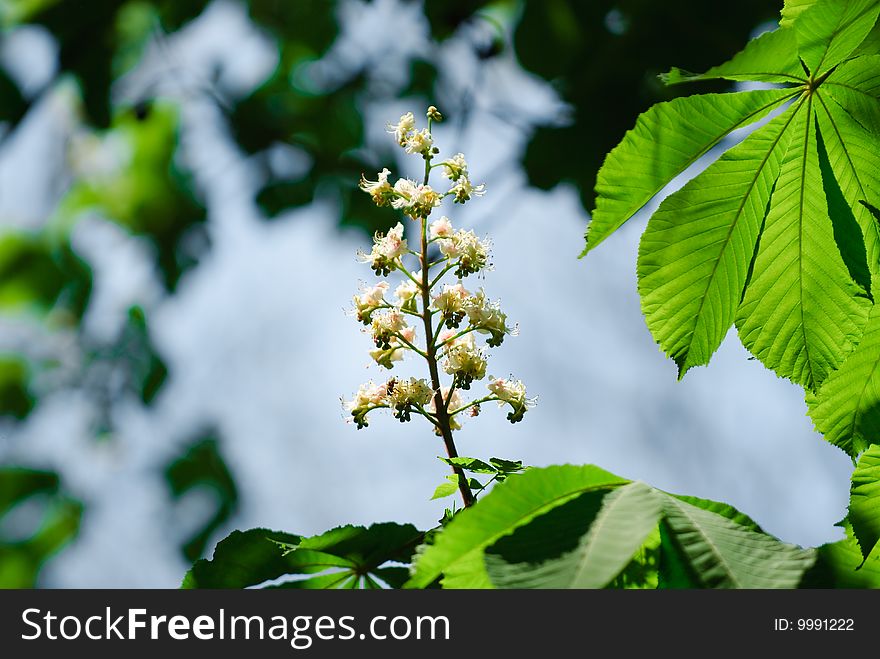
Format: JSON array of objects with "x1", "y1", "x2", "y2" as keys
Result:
[
  {"x1": 372, "y1": 566, "x2": 412, "y2": 589},
  {"x1": 0, "y1": 468, "x2": 82, "y2": 588},
  {"x1": 406, "y1": 465, "x2": 629, "y2": 589},
  {"x1": 431, "y1": 477, "x2": 459, "y2": 501},
  {"x1": 184, "y1": 523, "x2": 423, "y2": 589},
  {"x1": 609, "y1": 525, "x2": 661, "y2": 589},
  {"x1": 661, "y1": 494, "x2": 816, "y2": 588},
  {"x1": 671, "y1": 495, "x2": 764, "y2": 532},
  {"x1": 793, "y1": 0, "x2": 880, "y2": 75},
  {"x1": 440, "y1": 456, "x2": 497, "y2": 474},
  {"x1": 657, "y1": 520, "x2": 700, "y2": 588},
  {"x1": 637, "y1": 105, "x2": 799, "y2": 376},
  {"x1": 296, "y1": 523, "x2": 423, "y2": 568},
  {"x1": 182, "y1": 528, "x2": 304, "y2": 589},
  {"x1": 824, "y1": 54, "x2": 880, "y2": 135},
  {"x1": 853, "y1": 19, "x2": 880, "y2": 56},
  {"x1": 849, "y1": 444, "x2": 880, "y2": 561},
  {"x1": 736, "y1": 100, "x2": 871, "y2": 390},
  {"x1": 800, "y1": 521, "x2": 880, "y2": 586},
  {"x1": 816, "y1": 112, "x2": 873, "y2": 294},
  {"x1": 584, "y1": 88, "x2": 797, "y2": 255},
  {"x1": 807, "y1": 304, "x2": 880, "y2": 456},
  {"x1": 661, "y1": 28, "x2": 805, "y2": 85},
  {"x1": 658, "y1": 495, "x2": 771, "y2": 587},
  {"x1": 780, "y1": 0, "x2": 819, "y2": 28},
  {"x1": 0, "y1": 232, "x2": 92, "y2": 318},
  {"x1": 0, "y1": 357, "x2": 34, "y2": 420},
  {"x1": 164, "y1": 433, "x2": 238, "y2": 562},
  {"x1": 489, "y1": 457, "x2": 526, "y2": 474},
  {"x1": 266, "y1": 572, "x2": 359, "y2": 589},
  {"x1": 485, "y1": 482, "x2": 662, "y2": 589}
]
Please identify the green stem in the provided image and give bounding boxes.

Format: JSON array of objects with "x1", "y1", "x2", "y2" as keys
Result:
[
  {"x1": 449, "y1": 395, "x2": 500, "y2": 416},
  {"x1": 430, "y1": 262, "x2": 457, "y2": 289},
  {"x1": 390, "y1": 331, "x2": 428, "y2": 359}
]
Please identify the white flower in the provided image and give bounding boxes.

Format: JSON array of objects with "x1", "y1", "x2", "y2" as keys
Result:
[
  {"x1": 404, "y1": 128, "x2": 433, "y2": 156},
  {"x1": 345, "y1": 380, "x2": 389, "y2": 428},
  {"x1": 430, "y1": 216, "x2": 454, "y2": 239},
  {"x1": 345, "y1": 380, "x2": 388, "y2": 412},
  {"x1": 391, "y1": 178, "x2": 419, "y2": 208},
  {"x1": 398, "y1": 325, "x2": 416, "y2": 345},
  {"x1": 443, "y1": 341, "x2": 487, "y2": 388},
  {"x1": 387, "y1": 112, "x2": 416, "y2": 146},
  {"x1": 487, "y1": 377, "x2": 534, "y2": 423},
  {"x1": 392, "y1": 180, "x2": 442, "y2": 218},
  {"x1": 359, "y1": 168, "x2": 393, "y2": 206},
  {"x1": 433, "y1": 283, "x2": 470, "y2": 315},
  {"x1": 439, "y1": 230, "x2": 490, "y2": 276},
  {"x1": 464, "y1": 289, "x2": 511, "y2": 346},
  {"x1": 353, "y1": 281, "x2": 389, "y2": 323},
  {"x1": 379, "y1": 223, "x2": 407, "y2": 259},
  {"x1": 442, "y1": 153, "x2": 468, "y2": 181},
  {"x1": 449, "y1": 175, "x2": 486, "y2": 203},
  {"x1": 361, "y1": 282, "x2": 389, "y2": 306},
  {"x1": 358, "y1": 223, "x2": 408, "y2": 275},
  {"x1": 388, "y1": 377, "x2": 433, "y2": 410},
  {"x1": 370, "y1": 310, "x2": 416, "y2": 368},
  {"x1": 487, "y1": 378, "x2": 526, "y2": 404},
  {"x1": 395, "y1": 279, "x2": 419, "y2": 304},
  {"x1": 372, "y1": 309, "x2": 408, "y2": 342}
]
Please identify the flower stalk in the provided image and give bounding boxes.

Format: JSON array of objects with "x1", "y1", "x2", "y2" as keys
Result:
[{"x1": 345, "y1": 106, "x2": 535, "y2": 509}]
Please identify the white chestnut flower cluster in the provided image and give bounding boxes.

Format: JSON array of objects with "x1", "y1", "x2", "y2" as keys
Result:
[
  {"x1": 357, "y1": 222, "x2": 407, "y2": 276},
  {"x1": 488, "y1": 377, "x2": 536, "y2": 424},
  {"x1": 430, "y1": 217, "x2": 491, "y2": 277},
  {"x1": 441, "y1": 152, "x2": 486, "y2": 204},
  {"x1": 345, "y1": 377, "x2": 434, "y2": 429},
  {"x1": 345, "y1": 107, "x2": 533, "y2": 434}
]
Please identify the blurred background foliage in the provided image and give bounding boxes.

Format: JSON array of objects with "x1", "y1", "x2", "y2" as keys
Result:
[{"x1": 0, "y1": 0, "x2": 782, "y2": 586}]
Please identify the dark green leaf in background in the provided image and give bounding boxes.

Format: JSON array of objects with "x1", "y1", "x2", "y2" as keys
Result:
[
  {"x1": 0, "y1": 468, "x2": 82, "y2": 588},
  {"x1": 165, "y1": 432, "x2": 238, "y2": 562}
]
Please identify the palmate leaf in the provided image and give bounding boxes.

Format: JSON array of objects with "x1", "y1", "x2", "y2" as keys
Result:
[
  {"x1": 589, "y1": 0, "x2": 880, "y2": 408},
  {"x1": 660, "y1": 495, "x2": 815, "y2": 588},
  {"x1": 807, "y1": 298, "x2": 880, "y2": 456},
  {"x1": 484, "y1": 482, "x2": 662, "y2": 589},
  {"x1": 409, "y1": 465, "x2": 817, "y2": 590},
  {"x1": 849, "y1": 445, "x2": 880, "y2": 561},
  {"x1": 405, "y1": 465, "x2": 629, "y2": 589},
  {"x1": 183, "y1": 523, "x2": 423, "y2": 589},
  {"x1": 736, "y1": 101, "x2": 871, "y2": 390}
]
